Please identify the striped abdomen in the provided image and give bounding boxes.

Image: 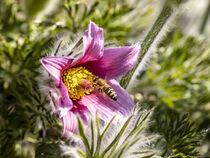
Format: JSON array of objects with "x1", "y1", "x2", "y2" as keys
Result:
[
  {"x1": 103, "y1": 85, "x2": 117, "y2": 101},
  {"x1": 93, "y1": 77, "x2": 117, "y2": 101}
]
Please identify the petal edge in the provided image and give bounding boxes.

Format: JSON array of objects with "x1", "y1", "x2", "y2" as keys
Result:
[
  {"x1": 84, "y1": 44, "x2": 140, "y2": 79},
  {"x1": 41, "y1": 56, "x2": 74, "y2": 85}
]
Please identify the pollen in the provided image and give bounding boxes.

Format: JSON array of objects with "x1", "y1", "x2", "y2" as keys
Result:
[{"x1": 61, "y1": 67, "x2": 96, "y2": 100}]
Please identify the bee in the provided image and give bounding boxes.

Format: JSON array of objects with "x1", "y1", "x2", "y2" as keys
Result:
[{"x1": 92, "y1": 77, "x2": 117, "y2": 101}]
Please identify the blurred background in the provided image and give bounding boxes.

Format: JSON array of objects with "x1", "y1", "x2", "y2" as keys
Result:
[{"x1": 0, "y1": 0, "x2": 209, "y2": 157}]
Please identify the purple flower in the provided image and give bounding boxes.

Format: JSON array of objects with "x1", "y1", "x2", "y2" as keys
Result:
[{"x1": 41, "y1": 21, "x2": 140, "y2": 134}]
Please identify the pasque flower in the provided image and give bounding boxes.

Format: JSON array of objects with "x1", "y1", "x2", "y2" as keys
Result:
[{"x1": 41, "y1": 21, "x2": 140, "y2": 134}]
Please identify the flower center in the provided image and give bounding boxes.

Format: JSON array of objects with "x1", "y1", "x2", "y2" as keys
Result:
[{"x1": 61, "y1": 67, "x2": 96, "y2": 100}]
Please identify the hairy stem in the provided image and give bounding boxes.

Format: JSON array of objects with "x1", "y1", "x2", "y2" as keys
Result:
[
  {"x1": 199, "y1": 0, "x2": 210, "y2": 34},
  {"x1": 120, "y1": 3, "x2": 175, "y2": 89}
]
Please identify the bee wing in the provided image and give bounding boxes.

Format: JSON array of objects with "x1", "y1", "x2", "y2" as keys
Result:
[{"x1": 104, "y1": 75, "x2": 108, "y2": 82}]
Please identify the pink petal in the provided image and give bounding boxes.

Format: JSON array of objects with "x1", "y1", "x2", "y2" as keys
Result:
[
  {"x1": 58, "y1": 81, "x2": 73, "y2": 112},
  {"x1": 71, "y1": 102, "x2": 89, "y2": 125},
  {"x1": 79, "y1": 79, "x2": 135, "y2": 119},
  {"x1": 41, "y1": 56, "x2": 74, "y2": 86},
  {"x1": 72, "y1": 21, "x2": 104, "y2": 66},
  {"x1": 84, "y1": 44, "x2": 140, "y2": 79},
  {"x1": 62, "y1": 103, "x2": 89, "y2": 134},
  {"x1": 62, "y1": 110, "x2": 78, "y2": 134}
]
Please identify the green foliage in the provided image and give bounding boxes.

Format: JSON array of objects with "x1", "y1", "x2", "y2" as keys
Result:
[
  {"x1": 35, "y1": 143, "x2": 68, "y2": 158},
  {"x1": 62, "y1": 111, "x2": 157, "y2": 158},
  {"x1": 0, "y1": 36, "x2": 58, "y2": 156},
  {"x1": 61, "y1": 0, "x2": 156, "y2": 42},
  {"x1": 0, "y1": 1, "x2": 59, "y2": 157},
  {"x1": 135, "y1": 30, "x2": 210, "y2": 116},
  {"x1": 0, "y1": 0, "x2": 209, "y2": 157},
  {"x1": 154, "y1": 110, "x2": 206, "y2": 157},
  {"x1": 0, "y1": 0, "x2": 156, "y2": 157},
  {"x1": 24, "y1": 0, "x2": 51, "y2": 19},
  {"x1": 168, "y1": 151, "x2": 194, "y2": 158},
  {"x1": 0, "y1": 0, "x2": 24, "y2": 35},
  {"x1": 133, "y1": 30, "x2": 210, "y2": 157},
  {"x1": 120, "y1": 0, "x2": 188, "y2": 89}
]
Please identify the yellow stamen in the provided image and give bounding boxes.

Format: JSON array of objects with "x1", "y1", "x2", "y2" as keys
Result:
[{"x1": 61, "y1": 67, "x2": 96, "y2": 100}]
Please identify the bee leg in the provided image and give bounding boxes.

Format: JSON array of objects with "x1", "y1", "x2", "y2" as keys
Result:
[
  {"x1": 98, "y1": 87, "x2": 103, "y2": 93},
  {"x1": 103, "y1": 93, "x2": 106, "y2": 98},
  {"x1": 100, "y1": 89, "x2": 107, "y2": 98},
  {"x1": 98, "y1": 88, "x2": 105, "y2": 98}
]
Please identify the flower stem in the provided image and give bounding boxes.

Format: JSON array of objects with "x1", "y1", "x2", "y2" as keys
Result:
[
  {"x1": 120, "y1": 3, "x2": 175, "y2": 89},
  {"x1": 199, "y1": 0, "x2": 210, "y2": 34}
]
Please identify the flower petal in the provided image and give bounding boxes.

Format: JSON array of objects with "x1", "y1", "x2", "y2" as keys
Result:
[
  {"x1": 41, "y1": 56, "x2": 74, "y2": 85},
  {"x1": 62, "y1": 103, "x2": 89, "y2": 134},
  {"x1": 79, "y1": 79, "x2": 135, "y2": 119},
  {"x1": 62, "y1": 111, "x2": 78, "y2": 134},
  {"x1": 71, "y1": 102, "x2": 89, "y2": 125},
  {"x1": 84, "y1": 44, "x2": 140, "y2": 79},
  {"x1": 58, "y1": 81, "x2": 73, "y2": 112},
  {"x1": 72, "y1": 21, "x2": 104, "y2": 66}
]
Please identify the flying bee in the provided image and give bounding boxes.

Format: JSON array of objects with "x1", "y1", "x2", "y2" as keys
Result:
[{"x1": 92, "y1": 77, "x2": 117, "y2": 101}]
